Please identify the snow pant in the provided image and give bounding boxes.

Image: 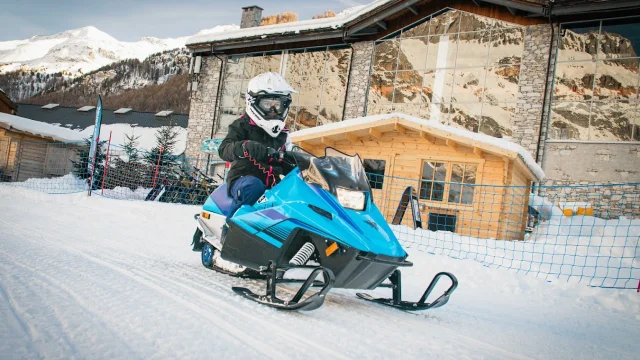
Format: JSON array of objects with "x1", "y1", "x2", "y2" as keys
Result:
[{"x1": 226, "y1": 176, "x2": 266, "y2": 224}]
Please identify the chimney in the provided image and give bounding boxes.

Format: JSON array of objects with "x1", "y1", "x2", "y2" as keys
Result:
[{"x1": 241, "y1": 5, "x2": 263, "y2": 28}]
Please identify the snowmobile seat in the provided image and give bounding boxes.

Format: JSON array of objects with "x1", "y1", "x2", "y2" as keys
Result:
[{"x1": 209, "y1": 183, "x2": 233, "y2": 216}]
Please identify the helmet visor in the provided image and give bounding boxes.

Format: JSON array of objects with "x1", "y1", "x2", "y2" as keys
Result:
[{"x1": 256, "y1": 95, "x2": 289, "y2": 115}]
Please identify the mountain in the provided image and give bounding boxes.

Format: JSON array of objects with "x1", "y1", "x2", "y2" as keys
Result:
[
  {"x1": 0, "y1": 25, "x2": 238, "y2": 109},
  {"x1": 18, "y1": 48, "x2": 191, "y2": 113},
  {"x1": 0, "y1": 25, "x2": 237, "y2": 77}
]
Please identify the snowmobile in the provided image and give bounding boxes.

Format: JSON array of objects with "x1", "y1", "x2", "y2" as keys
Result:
[{"x1": 192, "y1": 146, "x2": 458, "y2": 311}]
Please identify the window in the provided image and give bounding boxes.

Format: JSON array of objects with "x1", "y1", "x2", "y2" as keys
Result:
[
  {"x1": 367, "y1": 9, "x2": 524, "y2": 139},
  {"x1": 448, "y1": 164, "x2": 477, "y2": 204},
  {"x1": 420, "y1": 161, "x2": 447, "y2": 201},
  {"x1": 217, "y1": 46, "x2": 351, "y2": 133},
  {"x1": 550, "y1": 17, "x2": 640, "y2": 141},
  {"x1": 419, "y1": 160, "x2": 478, "y2": 205},
  {"x1": 428, "y1": 213, "x2": 457, "y2": 232},
  {"x1": 363, "y1": 159, "x2": 386, "y2": 189}
]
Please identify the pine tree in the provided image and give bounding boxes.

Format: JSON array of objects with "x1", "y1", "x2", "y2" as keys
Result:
[
  {"x1": 123, "y1": 132, "x2": 141, "y2": 163},
  {"x1": 71, "y1": 137, "x2": 107, "y2": 190},
  {"x1": 145, "y1": 124, "x2": 181, "y2": 178},
  {"x1": 109, "y1": 132, "x2": 144, "y2": 190}
]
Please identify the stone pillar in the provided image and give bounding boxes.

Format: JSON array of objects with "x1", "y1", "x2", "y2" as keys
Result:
[
  {"x1": 185, "y1": 56, "x2": 224, "y2": 161},
  {"x1": 343, "y1": 41, "x2": 374, "y2": 120},
  {"x1": 241, "y1": 6, "x2": 263, "y2": 28},
  {"x1": 512, "y1": 24, "x2": 555, "y2": 159}
]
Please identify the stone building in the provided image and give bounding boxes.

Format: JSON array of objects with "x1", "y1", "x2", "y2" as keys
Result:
[{"x1": 183, "y1": 0, "x2": 640, "y2": 216}]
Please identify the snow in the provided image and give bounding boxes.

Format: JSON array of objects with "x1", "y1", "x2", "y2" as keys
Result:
[
  {"x1": 186, "y1": 0, "x2": 392, "y2": 46},
  {"x1": 78, "y1": 124, "x2": 188, "y2": 155},
  {"x1": 0, "y1": 112, "x2": 84, "y2": 142},
  {"x1": 0, "y1": 25, "x2": 237, "y2": 77},
  {"x1": 0, "y1": 185, "x2": 638, "y2": 359},
  {"x1": 394, "y1": 213, "x2": 640, "y2": 288},
  {"x1": 291, "y1": 112, "x2": 545, "y2": 181}
]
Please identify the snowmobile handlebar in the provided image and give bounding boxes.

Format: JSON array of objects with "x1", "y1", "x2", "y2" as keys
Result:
[{"x1": 266, "y1": 147, "x2": 286, "y2": 162}]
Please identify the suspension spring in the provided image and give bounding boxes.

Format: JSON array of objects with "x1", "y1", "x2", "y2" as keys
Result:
[{"x1": 289, "y1": 242, "x2": 316, "y2": 266}]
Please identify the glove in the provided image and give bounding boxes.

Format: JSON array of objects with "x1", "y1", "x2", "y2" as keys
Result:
[{"x1": 237, "y1": 140, "x2": 267, "y2": 161}]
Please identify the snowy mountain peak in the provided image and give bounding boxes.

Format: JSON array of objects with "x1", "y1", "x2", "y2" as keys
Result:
[
  {"x1": 30, "y1": 26, "x2": 117, "y2": 43},
  {"x1": 0, "y1": 25, "x2": 238, "y2": 77}
]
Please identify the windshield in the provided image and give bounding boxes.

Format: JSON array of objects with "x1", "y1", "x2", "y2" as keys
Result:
[{"x1": 289, "y1": 147, "x2": 371, "y2": 194}]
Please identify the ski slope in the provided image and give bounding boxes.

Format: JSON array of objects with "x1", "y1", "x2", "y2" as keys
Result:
[{"x1": 0, "y1": 186, "x2": 638, "y2": 359}]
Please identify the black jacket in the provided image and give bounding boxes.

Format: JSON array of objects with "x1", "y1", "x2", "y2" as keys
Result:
[{"x1": 218, "y1": 115, "x2": 290, "y2": 191}]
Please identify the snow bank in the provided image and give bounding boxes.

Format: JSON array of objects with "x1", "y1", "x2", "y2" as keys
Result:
[
  {"x1": 291, "y1": 112, "x2": 545, "y2": 180},
  {"x1": 394, "y1": 214, "x2": 640, "y2": 288},
  {"x1": 5, "y1": 173, "x2": 86, "y2": 194},
  {"x1": 101, "y1": 186, "x2": 151, "y2": 201},
  {"x1": 0, "y1": 112, "x2": 85, "y2": 142}
]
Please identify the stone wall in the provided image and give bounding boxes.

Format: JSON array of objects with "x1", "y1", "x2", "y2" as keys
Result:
[
  {"x1": 512, "y1": 24, "x2": 555, "y2": 158},
  {"x1": 539, "y1": 181, "x2": 640, "y2": 219},
  {"x1": 539, "y1": 142, "x2": 640, "y2": 218},
  {"x1": 185, "y1": 56, "x2": 223, "y2": 161},
  {"x1": 343, "y1": 41, "x2": 374, "y2": 120}
]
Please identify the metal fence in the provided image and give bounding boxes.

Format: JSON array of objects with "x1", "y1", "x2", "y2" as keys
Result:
[{"x1": 1, "y1": 139, "x2": 638, "y2": 289}]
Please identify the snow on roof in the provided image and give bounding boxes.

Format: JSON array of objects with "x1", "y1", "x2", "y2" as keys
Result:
[
  {"x1": 0, "y1": 112, "x2": 85, "y2": 142},
  {"x1": 41, "y1": 103, "x2": 60, "y2": 109},
  {"x1": 155, "y1": 110, "x2": 173, "y2": 117},
  {"x1": 77, "y1": 105, "x2": 96, "y2": 112},
  {"x1": 114, "y1": 108, "x2": 132, "y2": 114},
  {"x1": 291, "y1": 112, "x2": 545, "y2": 181},
  {"x1": 186, "y1": 0, "x2": 392, "y2": 46}
]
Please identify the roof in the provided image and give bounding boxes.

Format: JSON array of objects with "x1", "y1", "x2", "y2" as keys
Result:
[
  {"x1": 16, "y1": 103, "x2": 188, "y2": 131},
  {"x1": 0, "y1": 112, "x2": 85, "y2": 142},
  {"x1": 0, "y1": 88, "x2": 18, "y2": 112},
  {"x1": 186, "y1": 0, "x2": 392, "y2": 48},
  {"x1": 186, "y1": 0, "x2": 636, "y2": 52},
  {"x1": 289, "y1": 113, "x2": 545, "y2": 181}
]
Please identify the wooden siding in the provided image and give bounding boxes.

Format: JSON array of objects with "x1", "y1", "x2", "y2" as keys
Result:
[
  {"x1": 293, "y1": 117, "x2": 537, "y2": 241},
  {"x1": 0, "y1": 128, "x2": 79, "y2": 182}
]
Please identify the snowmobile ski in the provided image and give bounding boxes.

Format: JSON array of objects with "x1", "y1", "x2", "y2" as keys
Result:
[
  {"x1": 232, "y1": 262, "x2": 335, "y2": 311},
  {"x1": 356, "y1": 270, "x2": 458, "y2": 311}
]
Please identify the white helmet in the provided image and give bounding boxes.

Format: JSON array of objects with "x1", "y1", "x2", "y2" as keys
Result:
[{"x1": 245, "y1": 72, "x2": 297, "y2": 137}]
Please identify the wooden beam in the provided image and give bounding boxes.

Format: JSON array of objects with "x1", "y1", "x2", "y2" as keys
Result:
[
  {"x1": 419, "y1": 131, "x2": 436, "y2": 144},
  {"x1": 473, "y1": 147, "x2": 484, "y2": 158},
  {"x1": 397, "y1": 118, "x2": 518, "y2": 159},
  {"x1": 298, "y1": 141, "x2": 313, "y2": 152},
  {"x1": 394, "y1": 123, "x2": 407, "y2": 134},
  {"x1": 446, "y1": 139, "x2": 457, "y2": 151},
  {"x1": 345, "y1": 133, "x2": 359, "y2": 143},
  {"x1": 369, "y1": 127, "x2": 382, "y2": 139},
  {"x1": 407, "y1": 5, "x2": 419, "y2": 15},
  {"x1": 290, "y1": 117, "x2": 396, "y2": 143},
  {"x1": 376, "y1": 21, "x2": 387, "y2": 30},
  {"x1": 321, "y1": 137, "x2": 335, "y2": 147}
]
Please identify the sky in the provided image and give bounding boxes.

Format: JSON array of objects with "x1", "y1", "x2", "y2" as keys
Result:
[{"x1": 0, "y1": 0, "x2": 365, "y2": 41}]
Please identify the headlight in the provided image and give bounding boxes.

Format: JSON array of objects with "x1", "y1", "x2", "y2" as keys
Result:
[{"x1": 335, "y1": 188, "x2": 366, "y2": 211}]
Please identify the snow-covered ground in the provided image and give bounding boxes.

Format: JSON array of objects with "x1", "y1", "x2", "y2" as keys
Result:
[{"x1": 0, "y1": 185, "x2": 638, "y2": 359}]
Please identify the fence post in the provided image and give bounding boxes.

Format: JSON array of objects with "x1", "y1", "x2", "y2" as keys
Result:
[
  {"x1": 101, "y1": 131, "x2": 113, "y2": 195},
  {"x1": 637, "y1": 279, "x2": 639, "y2": 293},
  {"x1": 152, "y1": 145, "x2": 164, "y2": 188}
]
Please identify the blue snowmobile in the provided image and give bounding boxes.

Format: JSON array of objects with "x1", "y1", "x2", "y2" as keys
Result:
[{"x1": 193, "y1": 146, "x2": 457, "y2": 311}]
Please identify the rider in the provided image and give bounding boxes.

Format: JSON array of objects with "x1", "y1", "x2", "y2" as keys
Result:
[{"x1": 214, "y1": 72, "x2": 296, "y2": 246}]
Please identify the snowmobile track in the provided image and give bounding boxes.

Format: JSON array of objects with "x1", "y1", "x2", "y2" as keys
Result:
[{"x1": 9, "y1": 219, "x2": 352, "y2": 360}]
